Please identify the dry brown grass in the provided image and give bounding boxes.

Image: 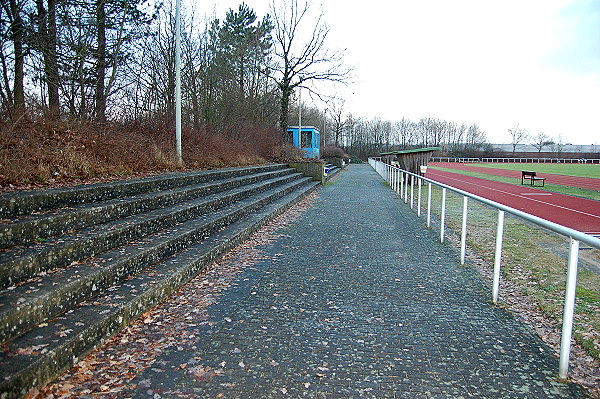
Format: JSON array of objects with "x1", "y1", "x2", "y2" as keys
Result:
[{"x1": 0, "y1": 118, "x2": 297, "y2": 191}]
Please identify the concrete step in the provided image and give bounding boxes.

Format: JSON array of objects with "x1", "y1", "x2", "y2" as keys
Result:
[
  {"x1": 0, "y1": 172, "x2": 300, "y2": 289},
  {"x1": 0, "y1": 177, "x2": 319, "y2": 397},
  {"x1": 0, "y1": 164, "x2": 286, "y2": 218},
  {"x1": 0, "y1": 176, "x2": 312, "y2": 344},
  {"x1": 0, "y1": 167, "x2": 293, "y2": 249}
]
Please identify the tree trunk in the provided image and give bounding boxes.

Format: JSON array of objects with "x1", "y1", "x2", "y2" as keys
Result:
[
  {"x1": 36, "y1": 0, "x2": 60, "y2": 118},
  {"x1": 46, "y1": 0, "x2": 59, "y2": 117},
  {"x1": 9, "y1": 0, "x2": 25, "y2": 117},
  {"x1": 95, "y1": 0, "x2": 106, "y2": 122},
  {"x1": 279, "y1": 85, "x2": 291, "y2": 140}
]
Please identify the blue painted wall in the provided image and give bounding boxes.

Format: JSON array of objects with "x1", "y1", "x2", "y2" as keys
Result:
[{"x1": 287, "y1": 126, "x2": 321, "y2": 158}]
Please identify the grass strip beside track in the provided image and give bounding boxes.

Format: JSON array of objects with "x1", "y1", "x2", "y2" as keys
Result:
[
  {"x1": 429, "y1": 166, "x2": 600, "y2": 201},
  {"x1": 424, "y1": 186, "x2": 600, "y2": 362},
  {"x1": 471, "y1": 163, "x2": 600, "y2": 178}
]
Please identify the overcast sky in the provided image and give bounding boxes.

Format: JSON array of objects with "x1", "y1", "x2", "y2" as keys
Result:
[{"x1": 202, "y1": 0, "x2": 600, "y2": 145}]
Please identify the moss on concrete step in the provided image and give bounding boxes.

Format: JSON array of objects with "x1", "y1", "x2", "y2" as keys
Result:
[
  {"x1": 0, "y1": 179, "x2": 318, "y2": 397},
  {"x1": 0, "y1": 177, "x2": 312, "y2": 344},
  {"x1": 0, "y1": 172, "x2": 301, "y2": 289},
  {"x1": 0, "y1": 168, "x2": 293, "y2": 249}
]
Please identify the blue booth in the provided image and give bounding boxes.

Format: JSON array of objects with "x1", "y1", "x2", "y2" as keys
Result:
[{"x1": 287, "y1": 126, "x2": 321, "y2": 158}]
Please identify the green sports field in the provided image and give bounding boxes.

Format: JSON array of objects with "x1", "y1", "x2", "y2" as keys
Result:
[{"x1": 473, "y1": 163, "x2": 600, "y2": 178}]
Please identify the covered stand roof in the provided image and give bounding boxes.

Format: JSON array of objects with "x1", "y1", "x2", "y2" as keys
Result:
[{"x1": 380, "y1": 147, "x2": 440, "y2": 175}]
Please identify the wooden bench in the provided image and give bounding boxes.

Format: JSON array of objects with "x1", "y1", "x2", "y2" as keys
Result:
[{"x1": 521, "y1": 170, "x2": 546, "y2": 187}]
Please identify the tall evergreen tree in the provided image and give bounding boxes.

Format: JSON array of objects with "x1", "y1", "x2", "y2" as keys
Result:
[{"x1": 208, "y1": 3, "x2": 273, "y2": 128}]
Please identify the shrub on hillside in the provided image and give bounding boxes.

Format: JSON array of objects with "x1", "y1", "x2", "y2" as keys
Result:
[
  {"x1": 0, "y1": 119, "x2": 295, "y2": 190},
  {"x1": 268, "y1": 144, "x2": 305, "y2": 162},
  {"x1": 322, "y1": 145, "x2": 349, "y2": 159}
]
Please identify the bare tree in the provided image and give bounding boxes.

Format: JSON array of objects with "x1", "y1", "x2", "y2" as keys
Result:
[
  {"x1": 531, "y1": 132, "x2": 553, "y2": 153},
  {"x1": 34, "y1": 0, "x2": 59, "y2": 118},
  {"x1": 394, "y1": 118, "x2": 416, "y2": 149},
  {"x1": 1, "y1": 0, "x2": 26, "y2": 116},
  {"x1": 508, "y1": 124, "x2": 529, "y2": 155},
  {"x1": 326, "y1": 98, "x2": 347, "y2": 147},
  {"x1": 466, "y1": 124, "x2": 486, "y2": 151},
  {"x1": 0, "y1": 4, "x2": 14, "y2": 111},
  {"x1": 269, "y1": 0, "x2": 350, "y2": 138}
]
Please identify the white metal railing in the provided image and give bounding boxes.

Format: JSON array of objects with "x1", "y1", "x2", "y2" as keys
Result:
[
  {"x1": 480, "y1": 158, "x2": 600, "y2": 164},
  {"x1": 431, "y1": 157, "x2": 600, "y2": 164},
  {"x1": 431, "y1": 157, "x2": 480, "y2": 163},
  {"x1": 369, "y1": 157, "x2": 600, "y2": 379}
]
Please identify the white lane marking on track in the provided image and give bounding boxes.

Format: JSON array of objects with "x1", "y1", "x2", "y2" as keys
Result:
[
  {"x1": 427, "y1": 171, "x2": 600, "y2": 220},
  {"x1": 519, "y1": 193, "x2": 553, "y2": 196}
]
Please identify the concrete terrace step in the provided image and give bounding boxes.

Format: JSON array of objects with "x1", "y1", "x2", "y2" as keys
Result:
[
  {"x1": 0, "y1": 171, "x2": 301, "y2": 289},
  {"x1": 0, "y1": 167, "x2": 294, "y2": 249},
  {"x1": 0, "y1": 182, "x2": 318, "y2": 396},
  {"x1": 0, "y1": 176, "x2": 313, "y2": 344},
  {"x1": 0, "y1": 165, "x2": 320, "y2": 398},
  {"x1": 0, "y1": 164, "x2": 285, "y2": 218}
]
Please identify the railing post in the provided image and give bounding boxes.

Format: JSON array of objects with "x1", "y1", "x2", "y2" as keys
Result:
[
  {"x1": 417, "y1": 178, "x2": 422, "y2": 217},
  {"x1": 440, "y1": 187, "x2": 446, "y2": 242},
  {"x1": 492, "y1": 210, "x2": 505, "y2": 303},
  {"x1": 404, "y1": 174, "x2": 409, "y2": 203},
  {"x1": 559, "y1": 238, "x2": 580, "y2": 379},
  {"x1": 400, "y1": 171, "x2": 404, "y2": 199},
  {"x1": 410, "y1": 175, "x2": 414, "y2": 209},
  {"x1": 460, "y1": 196, "x2": 468, "y2": 264},
  {"x1": 427, "y1": 183, "x2": 432, "y2": 227}
]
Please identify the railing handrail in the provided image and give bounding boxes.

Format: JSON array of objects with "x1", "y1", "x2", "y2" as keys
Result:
[
  {"x1": 377, "y1": 160, "x2": 600, "y2": 248},
  {"x1": 368, "y1": 157, "x2": 600, "y2": 379}
]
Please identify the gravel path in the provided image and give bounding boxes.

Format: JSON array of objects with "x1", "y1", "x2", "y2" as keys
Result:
[
  {"x1": 125, "y1": 164, "x2": 586, "y2": 398},
  {"x1": 39, "y1": 164, "x2": 589, "y2": 398}
]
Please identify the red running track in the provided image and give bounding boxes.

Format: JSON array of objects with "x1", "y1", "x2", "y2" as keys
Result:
[
  {"x1": 429, "y1": 162, "x2": 600, "y2": 191},
  {"x1": 425, "y1": 168, "x2": 600, "y2": 236}
]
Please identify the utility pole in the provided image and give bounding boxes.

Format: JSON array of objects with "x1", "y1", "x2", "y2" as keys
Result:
[
  {"x1": 298, "y1": 87, "x2": 302, "y2": 145},
  {"x1": 175, "y1": 0, "x2": 182, "y2": 162}
]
